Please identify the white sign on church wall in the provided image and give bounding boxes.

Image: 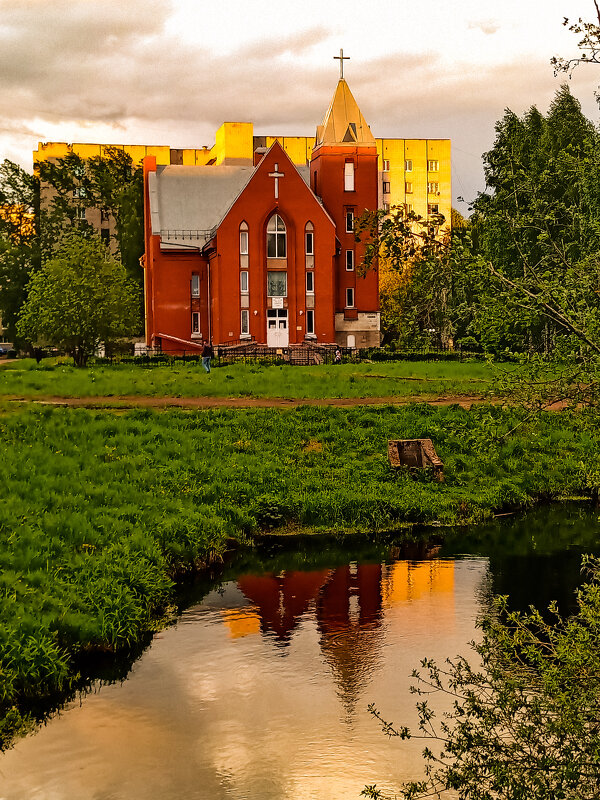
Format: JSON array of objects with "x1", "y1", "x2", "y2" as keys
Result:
[{"x1": 272, "y1": 297, "x2": 284, "y2": 309}]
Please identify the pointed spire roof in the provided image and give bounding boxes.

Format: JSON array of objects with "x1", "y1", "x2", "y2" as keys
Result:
[{"x1": 315, "y1": 79, "x2": 376, "y2": 148}]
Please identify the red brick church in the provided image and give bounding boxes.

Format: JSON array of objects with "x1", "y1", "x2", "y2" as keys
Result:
[{"x1": 142, "y1": 73, "x2": 380, "y2": 352}]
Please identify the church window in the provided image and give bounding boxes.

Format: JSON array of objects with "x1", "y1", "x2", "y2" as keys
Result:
[
  {"x1": 428, "y1": 182, "x2": 439, "y2": 193},
  {"x1": 240, "y1": 271, "x2": 248, "y2": 293},
  {"x1": 306, "y1": 271, "x2": 314, "y2": 293},
  {"x1": 239, "y1": 221, "x2": 249, "y2": 255},
  {"x1": 344, "y1": 161, "x2": 355, "y2": 191},
  {"x1": 346, "y1": 250, "x2": 354, "y2": 271},
  {"x1": 191, "y1": 312, "x2": 201, "y2": 336},
  {"x1": 382, "y1": 159, "x2": 390, "y2": 172},
  {"x1": 405, "y1": 182, "x2": 413, "y2": 193},
  {"x1": 346, "y1": 288, "x2": 355, "y2": 308},
  {"x1": 305, "y1": 223, "x2": 314, "y2": 256},
  {"x1": 306, "y1": 309, "x2": 315, "y2": 334},
  {"x1": 383, "y1": 181, "x2": 391, "y2": 194},
  {"x1": 241, "y1": 309, "x2": 250, "y2": 336},
  {"x1": 267, "y1": 271, "x2": 287, "y2": 297},
  {"x1": 405, "y1": 159, "x2": 413, "y2": 172},
  {"x1": 267, "y1": 215, "x2": 286, "y2": 258},
  {"x1": 345, "y1": 210, "x2": 354, "y2": 233},
  {"x1": 428, "y1": 160, "x2": 439, "y2": 172},
  {"x1": 191, "y1": 274, "x2": 200, "y2": 297}
]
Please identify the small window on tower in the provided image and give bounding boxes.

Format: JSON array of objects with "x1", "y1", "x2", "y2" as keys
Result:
[
  {"x1": 345, "y1": 210, "x2": 354, "y2": 233},
  {"x1": 305, "y1": 231, "x2": 314, "y2": 255},
  {"x1": 241, "y1": 309, "x2": 250, "y2": 336},
  {"x1": 346, "y1": 288, "x2": 355, "y2": 308},
  {"x1": 306, "y1": 309, "x2": 315, "y2": 335},
  {"x1": 191, "y1": 274, "x2": 200, "y2": 297},
  {"x1": 240, "y1": 271, "x2": 248, "y2": 294},
  {"x1": 239, "y1": 222, "x2": 249, "y2": 255},
  {"x1": 191, "y1": 312, "x2": 201, "y2": 337},
  {"x1": 306, "y1": 271, "x2": 314, "y2": 293},
  {"x1": 346, "y1": 250, "x2": 354, "y2": 271},
  {"x1": 344, "y1": 161, "x2": 355, "y2": 191}
]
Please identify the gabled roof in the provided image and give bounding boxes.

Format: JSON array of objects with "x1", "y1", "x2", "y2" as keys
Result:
[
  {"x1": 148, "y1": 152, "x2": 316, "y2": 250},
  {"x1": 315, "y1": 79, "x2": 376, "y2": 148}
]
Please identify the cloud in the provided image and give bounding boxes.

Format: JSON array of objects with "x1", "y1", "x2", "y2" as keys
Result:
[{"x1": 468, "y1": 20, "x2": 501, "y2": 36}]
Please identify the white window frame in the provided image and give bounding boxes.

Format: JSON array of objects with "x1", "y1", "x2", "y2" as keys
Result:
[
  {"x1": 427, "y1": 181, "x2": 440, "y2": 194},
  {"x1": 346, "y1": 288, "x2": 355, "y2": 308},
  {"x1": 76, "y1": 206, "x2": 86, "y2": 221},
  {"x1": 305, "y1": 230, "x2": 314, "y2": 255},
  {"x1": 191, "y1": 274, "x2": 200, "y2": 298},
  {"x1": 241, "y1": 309, "x2": 250, "y2": 336},
  {"x1": 240, "y1": 271, "x2": 248, "y2": 294},
  {"x1": 345, "y1": 210, "x2": 354, "y2": 233},
  {"x1": 405, "y1": 181, "x2": 413, "y2": 193},
  {"x1": 344, "y1": 161, "x2": 355, "y2": 191},
  {"x1": 306, "y1": 309, "x2": 315, "y2": 335},
  {"x1": 346, "y1": 250, "x2": 354, "y2": 271},
  {"x1": 267, "y1": 271, "x2": 287, "y2": 297},
  {"x1": 428, "y1": 203, "x2": 440, "y2": 216},
  {"x1": 382, "y1": 159, "x2": 390, "y2": 172},
  {"x1": 239, "y1": 230, "x2": 248, "y2": 255},
  {"x1": 191, "y1": 311, "x2": 201, "y2": 337},
  {"x1": 267, "y1": 214, "x2": 286, "y2": 258},
  {"x1": 383, "y1": 181, "x2": 391, "y2": 194},
  {"x1": 72, "y1": 187, "x2": 86, "y2": 198},
  {"x1": 306, "y1": 271, "x2": 314, "y2": 294},
  {"x1": 404, "y1": 159, "x2": 413, "y2": 172},
  {"x1": 428, "y1": 159, "x2": 439, "y2": 172}
]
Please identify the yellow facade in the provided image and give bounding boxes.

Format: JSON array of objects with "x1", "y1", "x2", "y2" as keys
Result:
[{"x1": 34, "y1": 126, "x2": 451, "y2": 230}]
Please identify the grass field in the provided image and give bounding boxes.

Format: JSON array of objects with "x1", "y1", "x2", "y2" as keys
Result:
[
  {"x1": 0, "y1": 358, "x2": 496, "y2": 400},
  {"x1": 1, "y1": 400, "x2": 599, "y2": 746}
]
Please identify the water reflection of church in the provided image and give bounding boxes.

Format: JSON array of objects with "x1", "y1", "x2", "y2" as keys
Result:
[{"x1": 221, "y1": 560, "x2": 455, "y2": 713}]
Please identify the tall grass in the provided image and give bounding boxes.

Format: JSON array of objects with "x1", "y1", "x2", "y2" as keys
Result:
[
  {"x1": 0, "y1": 402, "x2": 598, "y2": 747},
  {"x1": 0, "y1": 359, "x2": 495, "y2": 400}
]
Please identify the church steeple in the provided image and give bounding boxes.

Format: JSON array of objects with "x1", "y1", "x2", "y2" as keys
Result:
[{"x1": 315, "y1": 78, "x2": 376, "y2": 149}]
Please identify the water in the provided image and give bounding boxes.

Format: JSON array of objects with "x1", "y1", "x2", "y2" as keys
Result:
[{"x1": 0, "y1": 505, "x2": 598, "y2": 800}]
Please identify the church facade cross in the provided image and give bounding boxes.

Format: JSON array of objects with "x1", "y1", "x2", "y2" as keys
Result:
[
  {"x1": 334, "y1": 48, "x2": 350, "y2": 79},
  {"x1": 268, "y1": 163, "x2": 284, "y2": 199}
]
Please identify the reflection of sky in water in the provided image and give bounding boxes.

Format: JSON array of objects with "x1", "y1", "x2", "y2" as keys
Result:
[{"x1": 0, "y1": 559, "x2": 486, "y2": 800}]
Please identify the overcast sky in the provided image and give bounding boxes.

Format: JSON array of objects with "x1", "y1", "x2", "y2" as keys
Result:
[{"x1": 1, "y1": 0, "x2": 599, "y2": 207}]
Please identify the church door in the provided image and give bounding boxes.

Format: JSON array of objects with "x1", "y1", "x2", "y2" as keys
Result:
[{"x1": 267, "y1": 309, "x2": 289, "y2": 348}]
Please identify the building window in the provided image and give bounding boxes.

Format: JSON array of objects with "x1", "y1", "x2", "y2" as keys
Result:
[
  {"x1": 240, "y1": 230, "x2": 248, "y2": 255},
  {"x1": 428, "y1": 160, "x2": 439, "y2": 171},
  {"x1": 240, "y1": 271, "x2": 248, "y2": 293},
  {"x1": 344, "y1": 160, "x2": 355, "y2": 191},
  {"x1": 427, "y1": 182, "x2": 440, "y2": 194},
  {"x1": 267, "y1": 214, "x2": 286, "y2": 258},
  {"x1": 72, "y1": 187, "x2": 86, "y2": 198},
  {"x1": 305, "y1": 231, "x2": 314, "y2": 255},
  {"x1": 306, "y1": 309, "x2": 315, "y2": 334},
  {"x1": 382, "y1": 159, "x2": 390, "y2": 172},
  {"x1": 241, "y1": 309, "x2": 250, "y2": 336},
  {"x1": 306, "y1": 271, "x2": 314, "y2": 293},
  {"x1": 405, "y1": 203, "x2": 413, "y2": 215},
  {"x1": 346, "y1": 288, "x2": 355, "y2": 308},
  {"x1": 191, "y1": 274, "x2": 200, "y2": 297},
  {"x1": 428, "y1": 204, "x2": 440, "y2": 215},
  {"x1": 346, "y1": 250, "x2": 354, "y2": 271},
  {"x1": 345, "y1": 210, "x2": 354, "y2": 233},
  {"x1": 191, "y1": 312, "x2": 201, "y2": 336},
  {"x1": 267, "y1": 271, "x2": 287, "y2": 297},
  {"x1": 100, "y1": 209, "x2": 110, "y2": 223},
  {"x1": 405, "y1": 182, "x2": 413, "y2": 193},
  {"x1": 383, "y1": 181, "x2": 391, "y2": 194},
  {"x1": 383, "y1": 202, "x2": 390, "y2": 213},
  {"x1": 76, "y1": 206, "x2": 86, "y2": 220},
  {"x1": 405, "y1": 159, "x2": 413, "y2": 171}
]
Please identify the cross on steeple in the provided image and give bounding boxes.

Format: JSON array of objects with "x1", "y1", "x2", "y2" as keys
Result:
[
  {"x1": 334, "y1": 48, "x2": 350, "y2": 79},
  {"x1": 268, "y1": 163, "x2": 284, "y2": 199}
]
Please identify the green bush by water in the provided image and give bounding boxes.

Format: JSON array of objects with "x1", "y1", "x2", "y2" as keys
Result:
[{"x1": 0, "y1": 402, "x2": 598, "y2": 746}]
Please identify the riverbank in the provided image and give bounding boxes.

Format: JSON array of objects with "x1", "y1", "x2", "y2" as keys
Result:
[{"x1": 1, "y1": 401, "x2": 599, "y2": 748}]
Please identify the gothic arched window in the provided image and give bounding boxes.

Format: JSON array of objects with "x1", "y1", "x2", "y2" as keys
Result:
[{"x1": 267, "y1": 214, "x2": 286, "y2": 258}]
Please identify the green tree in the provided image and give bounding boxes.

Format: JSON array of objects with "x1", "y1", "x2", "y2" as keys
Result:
[
  {"x1": 0, "y1": 160, "x2": 39, "y2": 344},
  {"x1": 363, "y1": 557, "x2": 600, "y2": 800},
  {"x1": 37, "y1": 148, "x2": 144, "y2": 283},
  {"x1": 17, "y1": 230, "x2": 140, "y2": 366}
]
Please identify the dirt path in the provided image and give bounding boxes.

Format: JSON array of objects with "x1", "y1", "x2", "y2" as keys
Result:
[{"x1": 5, "y1": 394, "x2": 489, "y2": 410}]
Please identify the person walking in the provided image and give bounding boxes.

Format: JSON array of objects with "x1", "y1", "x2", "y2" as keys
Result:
[{"x1": 202, "y1": 340, "x2": 214, "y2": 373}]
